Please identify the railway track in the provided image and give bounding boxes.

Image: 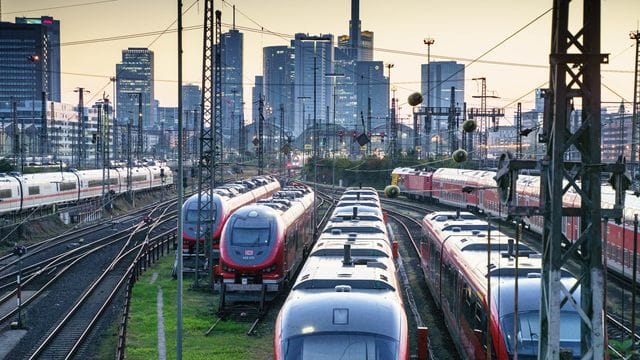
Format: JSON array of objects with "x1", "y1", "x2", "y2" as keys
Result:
[
  {"x1": 381, "y1": 192, "x2": 640, "y2": 357},
  {"x1": 381, "y1": 204, "x2": 460, "y2": 360},
  {"x1": 0, "y1": 201, "x2": 178, "y2": 359}
]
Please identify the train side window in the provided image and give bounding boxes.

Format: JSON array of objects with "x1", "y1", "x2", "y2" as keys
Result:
[
  {"x1": 0, "y1": 189, "x2": 12, "y2": 198},
  {"x1": 28, "y1": 186, "x2": 40, "y2": 195}
]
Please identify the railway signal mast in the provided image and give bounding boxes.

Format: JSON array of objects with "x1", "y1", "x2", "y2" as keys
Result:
[
  {"x1": 194, "y1": 1, "x2": 222, "y2": 287},
  {"x1": 495, "y1": 1, "x2": 626, "y2": 359},
  {"x1": 631, "y1": 31, "x2": 640, "y2": 189}
]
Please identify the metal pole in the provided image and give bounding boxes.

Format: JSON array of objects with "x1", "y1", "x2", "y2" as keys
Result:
[
  {"x1": 176, "y1": 0, "x2": 184, "y2": 357},
  {"x1": 425, "y1": 38, "x2": 434, "y2": 159},
  {"x1": 17, "y1": 252, "x2": 22, "y2": 327},
  {"x1": 312, "y1": 43, "x2": 318, "y2": 236},
  {"x1": 137, "y1": 93, "x2": 143, "y2": 162},
  {"x1": 633, "y1": 214, "x2": 638, "y2": 341},
  {"x1": 514, "y1": 221, "x2": 521, "y2": 360},
  {"x1": 486, "y1": 213, "x2": 492, "y2": 359},
  {"x1": 333, "y1": 79, "x2": 337, "y2": 190}
]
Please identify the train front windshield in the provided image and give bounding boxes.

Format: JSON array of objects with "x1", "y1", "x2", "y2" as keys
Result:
[
  {"x1": 501, "y1": 311, "x2": 581, "y2": 358},
  {"x1": 184, "y1": 204, "x2": 217, "y2": 224},
  {"x1": 283, "y1": 333, "x2": 399, "y2": 360},
  {"x1": 231, "y1": 227, "x2": 271, "y2": 246}
]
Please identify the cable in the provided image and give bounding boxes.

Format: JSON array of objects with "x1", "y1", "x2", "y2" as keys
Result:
[
  {"x1": 85, "y1": 0, "x2": 199, "y2": 104},
  {"x1": 5, "y1": 0, "x2": 117, "y2": 15}
]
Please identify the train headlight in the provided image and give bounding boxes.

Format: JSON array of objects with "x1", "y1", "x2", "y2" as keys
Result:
[
  {"x1": 261, "y1": 264, "x2": 277, "y2": 273},
  {"x1": 222, "y1": 264, "x2": 236, "y2": 273}
]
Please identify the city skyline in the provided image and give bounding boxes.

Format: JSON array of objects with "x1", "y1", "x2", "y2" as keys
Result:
[{"x1": 2, "y1": 0, "x2": 639, "y2": 123}]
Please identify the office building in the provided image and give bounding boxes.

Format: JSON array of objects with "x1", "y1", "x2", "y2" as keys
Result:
[
  {"x1": 421, "y1": 61, "x2": 465, "y2": 153},
  {"x1": 116, "y1": 48, "x2": 155, "y2": 128},
  {"x1": 292, "y1": 33, "x2": 334, "y2": 137},
  {"x1": 0, "y1": 16, "x2": 61, "y2": 107},
  {"x1": 217, "y1": 29, "x2": 243, "y2": 136},
  {"x1": 263, "y1": 46, "x2": 295, "y2": 135}
]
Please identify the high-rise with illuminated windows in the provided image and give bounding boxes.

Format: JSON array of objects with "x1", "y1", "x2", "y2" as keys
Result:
[
  {"x1": 116, "y1": 47, "x2": 155, "y2": 128},
  {"x1": 0, "y1": 16, "x2": 61, "y2": 107}
]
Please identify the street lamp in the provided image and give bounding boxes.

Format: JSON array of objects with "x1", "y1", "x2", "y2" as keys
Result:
[
  {"x1": 423, "y1": 38, "x2": 435, "y2": 159},
  {"x1": 27, "y1": 55, "x2": 41, "y2": 173},
  {"x1": 298, "y1": 34, "x2": 332, "y2": 236},
  {"x1": 386, "y1": 63, "x2": 395, "y2": 160},
  {"x1": 325, "y1": 73, "x2": 344, "y2": 191}
]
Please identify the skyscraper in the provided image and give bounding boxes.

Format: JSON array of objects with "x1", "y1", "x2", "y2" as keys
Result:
[
  {"x1": 356, "y1": 61, "x2": 388, "y2": 131},
  {"x1": 0, "y1": 16, "x2": 61, "y2": 106},
  {"x1": 15, "y1": 16, "x2": 61, "y2": 102},
  {"x1": 263, "y1": 46, "x2": 295, "y2": 134},
  {"x1": 218, "y1": 29, "x2": 243, "y2": 136},
  {"x1": 116, "y1": 48, "x2": 155, "y2": 128},
  {"x1": 292, "y1": 33, "x2": 334, "y2": 137},
  {"x1": 252, "y1": 75, "x2": 264, "y2": 125},
  {"x1": 182, "y1": 84, "x2": 201, "y2": 131},
  {"x1": 333, "y1": 0, "x2": 379, "y2": 132},
  {"x1": 421, "y1": 61, "x2": 465, "y2": 153}
]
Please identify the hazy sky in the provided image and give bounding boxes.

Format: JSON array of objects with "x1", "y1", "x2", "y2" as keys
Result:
[{"x1": 3, "y1": 0, "x2": 640, "y2": 123}]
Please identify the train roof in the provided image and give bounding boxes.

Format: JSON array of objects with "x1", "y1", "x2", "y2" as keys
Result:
[
  {"x1": 330, "y1": 206, "x2": 384, "y2": 222},
  {"x1": 312, "y1": 233, "x2": 392, "y2": 258},
  {"x1": 335, "y1": 200, "x2": 380, "y2": 208},
  {"x1": 232, "y1": 189, "x2": 313, "y2": 227},
  {"x1": 293, "y1": 256, "x2": 396, "y2": 291},
  {"x1": 331, "y1": 205, "x2": 383, "y2": 216},
  {"x1": 424, "y1": 211, "x2": 478, "y2": 222},
  {"x1": 343, "y1": 189, "x2": 379, "y2": 196},
  {"x1": 339, "y1": 194, "x2": 380, "y2": 202},
  {"x1": 391, "y1": 167, "x2": 418, "y2": 175},
  {"x1": 323, "y1": 219, "x2": 387, "y2": 235},
  {"x1": 345, "y1": 186, "x2": 378, "y2": 191},
  {"x1": 278, "y1": 290, "x2": 405, "y2": 341}
]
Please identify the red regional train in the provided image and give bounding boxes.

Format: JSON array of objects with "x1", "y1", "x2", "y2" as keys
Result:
[
  {"x1": 391, "y1": 167, "x2": 640, "y2": 283},
  {"x1": 420, "y1": 210, "x2": 582, "y2": 359},
  {"x1": 218, "y1": 184, "x2": 314, "y2": 309},
  {"x1": 274, "y1": 189, "x2": 411, "y2": 360},
  {"x1": 180, "y1": 176, "x2": 280, "y2": 256}
]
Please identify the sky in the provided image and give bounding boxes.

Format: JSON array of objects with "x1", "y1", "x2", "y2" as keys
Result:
[{"x1": 3, "y1": 0, "x2": 640, "y2": 124}]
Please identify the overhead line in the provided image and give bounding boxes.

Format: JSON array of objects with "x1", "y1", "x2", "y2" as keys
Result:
[{"x1": 5, "y1": 0, "x2": 117, "y2": 15}]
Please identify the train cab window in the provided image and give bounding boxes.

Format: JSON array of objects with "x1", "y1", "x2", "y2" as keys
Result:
[
  {"x1": 0, "y1": 189, "x2": 11, "y2": 198},
  {"x1": 231, "y1": 227, "x2": 271, "y2": 246},
  {"x1": 184, "y1": 204, "x2": 216, "y2": 224},
  {"x1": 500, "y1": 310, "x2": 580, "y2": 357},
  {"x1": 282, "y1": 333, "x2": 399, "y2": 360}
]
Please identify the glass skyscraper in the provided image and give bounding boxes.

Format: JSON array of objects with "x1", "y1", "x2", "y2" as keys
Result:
[
  {"x1": 0, "y1": 16, "x2": 61, "y2": 107},
  {"x1": 116, "y1": 48, "x2": 155, "y2": 128},
  {"x1": 263, "y1": 46, "x2": 295, "y2": 135}
]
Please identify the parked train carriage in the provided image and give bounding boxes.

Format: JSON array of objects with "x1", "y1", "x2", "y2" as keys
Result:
[
  {"x1": 339, "y1": 194, "x2": 380, "y2": 204},
  {"x1": 390, "y1": 167, "x2": 432, "y2": 200},
  {"x1": 149, "y1": 165, "x2": 173, "y2": 188},
  {"x1": 12, "y1": 172, "x2": 67, "y2": 211},
  {"x1": 431, "y1": 168, "x2": 480, "y2": 208},
  {"x1": 218, "y1": 186, "x2": 315, "y2": 294},
  {"x1": 422, "y1": 216, "x2": 582, "y2": 359},
  {"x1": 73, "y1": 169, "x2": 123, "y2": 200},
  {"x1": 0, "y1": 165, "x2": 169, "y2": 216},
  {"x1": 181, "y1": 176, "x2": 281, "y2": 254},
  {"x1": 331, "y1": 205, "x2": 384, "y2": 222},
  {"x1": 322, "y1": 217, "x2": 388, "y2": 238},
  {"x1": 311, "y1": 232, "x2": 394, "y2": 259},
  {"x1": 274, "y1": 255, "x2": 408, "y2": 360},
  {"x1": 343, "y1": 188, "x2": 379, "y2": 199}
]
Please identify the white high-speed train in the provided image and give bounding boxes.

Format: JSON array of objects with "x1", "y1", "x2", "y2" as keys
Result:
[{"x1": 0, "y1": 165, "x2": 173, "y2": 215}]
